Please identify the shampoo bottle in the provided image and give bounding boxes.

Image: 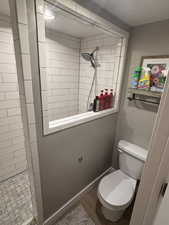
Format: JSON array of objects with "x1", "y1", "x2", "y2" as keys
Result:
[
  {"x1": 109, "y1": 89, "x2": 114, "y2": 108},
  {"x1": 99, "y1": 90, "x2": 104, "y2": 111},
  {"x1": 93, "y1": 96, "x2": 100, "y2": 112},
  {"x1": 104, "y1": 89, "x2": 109, "y2": 109}
]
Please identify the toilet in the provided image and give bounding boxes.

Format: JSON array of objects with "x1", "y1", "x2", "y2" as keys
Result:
[{"x1": 97, "y1": 140, "x2": 147, "y2": 222}]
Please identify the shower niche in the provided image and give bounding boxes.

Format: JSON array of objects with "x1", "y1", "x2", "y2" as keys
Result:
[{"x1": 36, "y1": 0, "x2": 128, "y2": 134}]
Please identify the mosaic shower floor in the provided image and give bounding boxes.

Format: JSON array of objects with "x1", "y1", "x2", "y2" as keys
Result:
[{"x1": 0, "y1": 172, "x2": 33, "y2": 225}]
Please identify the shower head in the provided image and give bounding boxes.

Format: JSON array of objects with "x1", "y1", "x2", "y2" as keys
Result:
[
  {"x1": 81, "y1": 53, "x2": 92, "y2": 62},
  {"x1": 81, "y1": 47, "x2": 99, "y2": 69},
  {"x1": 91, "y1": 46, "x2": 99, "y2": 55}
]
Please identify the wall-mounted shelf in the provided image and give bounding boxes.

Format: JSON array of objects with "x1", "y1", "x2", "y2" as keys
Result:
[{"x1": 128, "y1": 88, "x2": 161, "y2": 105}]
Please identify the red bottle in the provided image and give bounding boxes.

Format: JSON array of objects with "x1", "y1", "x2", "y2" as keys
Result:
[
  {"x1": 109, "y1": 89, "x2": 114, "y2": 108},
  {"x1": 104, "y1": 89, "x2": 109, "y2": 109},
  {"x1": 99, "y1": 90, "x2": 104, "y2": 111}
]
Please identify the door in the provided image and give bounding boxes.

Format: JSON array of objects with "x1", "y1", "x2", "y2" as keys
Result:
[
  {"x1": 153, "y1": 178, "x2": 169, "y2": 225},
  {"x1": 130, "y1": 74, "x2": 169, "y2": 225}
]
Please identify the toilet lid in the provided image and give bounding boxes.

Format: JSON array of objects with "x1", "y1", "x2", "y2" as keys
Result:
[{"x1": 98, "y1": 170, "x2": 136, "y2": 208}]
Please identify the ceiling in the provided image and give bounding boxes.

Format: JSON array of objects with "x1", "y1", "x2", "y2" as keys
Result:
[
  {"x1": 1, "y1": 0, "x2": 169, "y2": 27},
  {"x1": 0, "y1": 0, "x2": 10, "y2": 16},
  {"x1": 85, "y1": 0, "x2": 169, "y2": 26}
]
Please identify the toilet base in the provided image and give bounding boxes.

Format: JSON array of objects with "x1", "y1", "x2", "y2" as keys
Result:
[{"x1": 101, "y1": 205, "x2": 125, "y2": 222}]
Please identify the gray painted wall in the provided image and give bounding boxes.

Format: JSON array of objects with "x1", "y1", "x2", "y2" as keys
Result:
[
  {"x1": 39, "y1": 114, "x2": 117, "y2": 219},
  {"x1": 115, "y1": 19, "x2": 169, "y2": 154}
]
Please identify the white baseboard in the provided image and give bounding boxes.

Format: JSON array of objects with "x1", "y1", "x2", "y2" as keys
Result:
[{"x1": 43, "y1": 167, "x2": 113, "y2": 225}]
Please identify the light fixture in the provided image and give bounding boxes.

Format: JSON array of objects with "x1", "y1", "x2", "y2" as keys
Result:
[{"x1": 44, "y1": 9, "x2": 55, "y2": 20}]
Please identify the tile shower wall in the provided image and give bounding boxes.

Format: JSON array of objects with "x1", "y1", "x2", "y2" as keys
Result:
[
  {"x1": 45, "y1": 31, "x2": 122, "y2": 120},
  {"x1": 46, "y1": 29, "x2": 80, "y2": 121},
  {"x1": 79, "y1": 33, "x2": 122, "y2": 113},
  {"x1": 0, "y1": 17, "x2": 27, "y2": 182}
]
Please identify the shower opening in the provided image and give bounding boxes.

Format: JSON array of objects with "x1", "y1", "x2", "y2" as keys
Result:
[{"x1": 36, "y1": 1, "x2": 127, "y2": 134}]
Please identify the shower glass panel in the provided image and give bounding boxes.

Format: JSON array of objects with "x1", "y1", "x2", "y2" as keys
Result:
[{"x1": 38, "y1": 1, "x2": 126, "y2": 134}]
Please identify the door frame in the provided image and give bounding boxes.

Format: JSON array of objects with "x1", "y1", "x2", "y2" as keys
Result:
[{"x1": 130, "y1": 74, "x2": 169, "y2": 225}]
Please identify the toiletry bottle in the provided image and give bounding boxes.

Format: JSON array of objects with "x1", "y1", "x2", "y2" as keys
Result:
[
  {"x1": 104, "y1": 89, "x2": 109, "y2": 109},
  {"x1": 131, "y1": 66, "x2": 142, "y2": 88},
  {"x1": 99, "y1": 90, "x2": 104, "y2": 111},
  {"x1": 112, "y1": 91, "x2": 116, "y2": 108},
  {"x1": 109, "y1": 89, "x2": 114, "y2": 108},
  {"x1": 93, "y1": 96, "x2": 100, "y2": 112}
]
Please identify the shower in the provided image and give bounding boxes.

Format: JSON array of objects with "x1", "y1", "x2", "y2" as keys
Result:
[{"x1": 81, "y1": 47, "x2": 99, "y2": 110}]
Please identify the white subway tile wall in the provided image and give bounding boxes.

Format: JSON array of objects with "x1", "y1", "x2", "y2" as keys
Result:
[
  {"x1": 45, "y1": 30, "x2": 122, "y2": 119},
  {"x1": 79, "y1": 33, "x2": 122, "y2": 113},
  {"x1": 0, "y1": 18, "x2": 27, "y2": 182},
  {"x1": 46, "y1": 30, "x2": 80, "y2": 121}
]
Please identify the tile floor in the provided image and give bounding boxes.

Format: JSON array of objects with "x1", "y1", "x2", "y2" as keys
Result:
[
  {"x1": 80, "y1": 187, "x2": 133, "y2": 225},
  {"x1": 0, "y1": 172, "x2": 33, "y2": 225},
  {"x1": 0, "y1": 173, "x2": 134, "y2": 225},
  {"x1": 55, "y1": 204, "x2": 95, "y2": 225},
  {"x1": 54, "y1": 186, "x2": 133, "y2": 225}
]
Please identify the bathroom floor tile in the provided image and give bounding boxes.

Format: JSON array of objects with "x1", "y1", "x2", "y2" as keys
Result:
[
  {"x1": 0, "y1": 172, "x2": 33, "y2": 225},
  {"x1": 80, "y1": 187, "x2": 133, "y2": 225},
  {"x1": 55, "y1": 204, "x2": 95, "y2": 225},
  {"x1": 54, "y1": 185, "x2": 133, "y2": 225}
]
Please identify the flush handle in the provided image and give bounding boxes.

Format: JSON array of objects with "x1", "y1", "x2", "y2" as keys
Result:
[{"x1": 160, "y1": 182, "x2": 168, "y2": 197}]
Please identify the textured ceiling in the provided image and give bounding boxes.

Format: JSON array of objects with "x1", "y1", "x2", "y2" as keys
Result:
[
  {"x1": 1, "y1": 0, "x2": 169, "y2": 27},
  {"x1": 81, "y1": 0, "x2": 169, "y2": 26}
]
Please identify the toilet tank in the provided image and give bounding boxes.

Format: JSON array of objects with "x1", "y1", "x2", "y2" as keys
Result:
[{"x1": 118, "y1": 140, "x2": 148, "y2": 180}]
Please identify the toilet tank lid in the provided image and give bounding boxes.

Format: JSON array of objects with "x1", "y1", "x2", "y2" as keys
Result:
[{"x1": 118, "y1": 140, "x2": 148, "y2": 162}]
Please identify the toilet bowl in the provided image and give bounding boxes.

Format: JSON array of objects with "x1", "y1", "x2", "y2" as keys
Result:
[
  {"x1": 98, "y1": 170, "x2": 136, "y2": 222},
  {"x1": 97, "y1": 140, "x2": 147, "y2": 222}
]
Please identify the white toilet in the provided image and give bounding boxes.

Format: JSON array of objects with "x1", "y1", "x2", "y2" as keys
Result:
[{"x1": 97, "y1": 140, "x2": 147, "y2": 222}]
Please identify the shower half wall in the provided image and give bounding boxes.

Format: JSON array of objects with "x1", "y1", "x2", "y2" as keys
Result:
[{"x1": 45, "y1": 29, "x2": 122, "y2": 121}]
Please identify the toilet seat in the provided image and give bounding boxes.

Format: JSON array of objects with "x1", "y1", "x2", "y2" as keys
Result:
[{"x1": 98, "y1": 170, "x2": 136, "y2": 210}]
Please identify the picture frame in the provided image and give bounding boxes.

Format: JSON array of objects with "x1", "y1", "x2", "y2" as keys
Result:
[{"x1": 139, "y1": 55, "x2": 169, "y2": 92}]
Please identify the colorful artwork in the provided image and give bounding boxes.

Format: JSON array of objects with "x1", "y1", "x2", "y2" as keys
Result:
[
  {"x1": 140, "y1": 57, "x2": 169, "y2": 92},
  {"x1": 147, "y1": 64, "x2": 167, "y2": 91}
]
